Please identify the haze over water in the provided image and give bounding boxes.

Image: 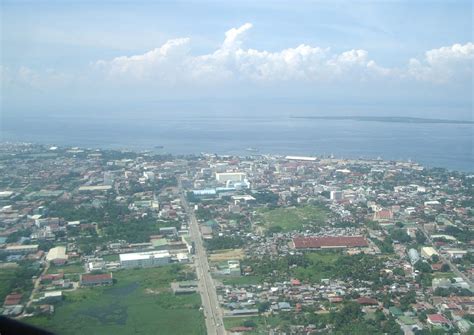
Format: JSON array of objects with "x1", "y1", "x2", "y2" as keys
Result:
[{"x1": 2, "y1": 111, "x2": 473, "y2": 172}]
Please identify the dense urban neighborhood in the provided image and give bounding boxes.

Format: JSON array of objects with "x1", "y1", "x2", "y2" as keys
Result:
[{"x1": 0, "y1": 142, "x2": 473, "y2": 334}]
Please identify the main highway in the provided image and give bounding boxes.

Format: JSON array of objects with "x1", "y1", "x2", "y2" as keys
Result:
[
  {"x1": 179, "y1": 180, "x2": 226, "y2": 335},
  {"x1": 420, "y1": 226, "x2": 473, "y2": 289}
]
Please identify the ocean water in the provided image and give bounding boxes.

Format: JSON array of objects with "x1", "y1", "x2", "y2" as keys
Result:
[{"x1": 1, "y1": 114, "x2": 473, "y2": 172}]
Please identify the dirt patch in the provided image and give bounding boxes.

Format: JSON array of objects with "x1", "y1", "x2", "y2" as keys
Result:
[{"x1": 209, "y1": 249, "x2": 244, "y2": 262}]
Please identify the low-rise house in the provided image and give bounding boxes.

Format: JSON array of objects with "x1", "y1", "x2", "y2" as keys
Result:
[
  {"x1": 3, "y1": 293, "x2": 22, "y2": 306},
  {"x1": 42, "y1": 291, "x2": 63, "y2": 303},
  {"x1": 427, "y1": 314, "x2": 450, "y2": 328}
]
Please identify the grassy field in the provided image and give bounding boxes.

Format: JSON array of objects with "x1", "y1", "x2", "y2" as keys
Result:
[
  {"x1": 0, "y1": 267, "x2": 18, "y2": 302},
  {"x1": 292, "y1": 251, "x2": 342, "y2": 282},
  {"x1": 221, "y1": 275, "x2": 263, "y2": 286},
  {"x1": 25, "y1": 265, "x2": 206, "y2": 335},
  {"x1": 433, "y1": 272, "x2": 456, "y2": 279},
  {"x1": 257, "y1": 205, "x2": 329, "y2": 232}
]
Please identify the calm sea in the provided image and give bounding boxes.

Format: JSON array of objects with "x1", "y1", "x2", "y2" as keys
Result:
[{"x1": 1, "y1": 114, "x2": 473, "y2": 172}]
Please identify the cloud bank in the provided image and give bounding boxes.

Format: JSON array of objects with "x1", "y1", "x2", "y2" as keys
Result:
[
  {"x1": 94, "y1": 23, "x2": 473, "y2": 85},
  {"x1": 1, "y1": 23, "x2": 473, "y2": 91}
]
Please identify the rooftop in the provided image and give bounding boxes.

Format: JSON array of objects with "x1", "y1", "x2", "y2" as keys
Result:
[
  {"x1": 81, "y1": 273, "x2": 113, "y2": 283},
  {"x1": 46, "y1": 246, "x2": 67, "y2": 261},
  {"x1": 119, "y1": 250, "x2": 170, "y2": 262}
]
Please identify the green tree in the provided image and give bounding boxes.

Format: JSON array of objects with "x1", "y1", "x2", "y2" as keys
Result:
[{"x1": 416, "y1": 230, "x2": 427, "y2": 244}]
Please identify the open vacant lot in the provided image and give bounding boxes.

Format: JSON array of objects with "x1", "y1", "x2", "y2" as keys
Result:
[
  {"x1": 209, "y1": 248, "x2": 245, "y2": 262},
  {"x1": 292, "y1": 251, "x2": 342, "y2": 282},
  {"x1": 25, "y1": 265, "x2": 206, "y2": 335},
  {"x1": 224, "y1": 315, "x2": 285, "y2": 334},
  {"x1": 257, "y1": 205, "x2": 329, "y2": 232}
]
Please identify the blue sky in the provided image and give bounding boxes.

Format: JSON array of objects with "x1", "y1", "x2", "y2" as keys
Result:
[{"x1": 1, "y1": 0, "x2": 473, "y2": 119}]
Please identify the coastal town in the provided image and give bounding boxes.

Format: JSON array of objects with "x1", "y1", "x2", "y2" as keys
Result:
[{"x1": 0, "y1": 142, "x2": 473, "y2": 334}]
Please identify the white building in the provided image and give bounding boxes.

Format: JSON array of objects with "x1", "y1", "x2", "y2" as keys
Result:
[
  {"x1": 285, "y1": 156, "x2": 316, "y2": 161},
  {"x1": 87, "y1": 260, "x2": 106, "y2": 272},
  {"x1": 215, "y1": 172, "x2": 246, "y2": 184},
  {"x1": 119, "y1": 250, "x2": 170, "y2": 269},
  {"x1": 4, "y1": 244, "x2": 38, "y2": 254},
  {"x1": 176, "y1": 252, "x2": 190, "y2": 263},
  {"x1": 446, "y1": 249, "x2": 468, "y2": 260},
  {"x1": 408, "y1": 248, "x2": 420, "y2": 265},
  {"x1": 46, "y1": 246, "x2": 68, "y2": 265}
]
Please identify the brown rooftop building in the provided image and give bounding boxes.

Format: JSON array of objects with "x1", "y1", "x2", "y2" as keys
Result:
[
  {"x1": 80, "y1": 273, "x2": 113, "y2": 287},
  {"x1": 292, "y1": 236, "x2": 368, "y2": 249},
  {"x1": 4, "y1": 293, "x2": 22, "y2": 306}
]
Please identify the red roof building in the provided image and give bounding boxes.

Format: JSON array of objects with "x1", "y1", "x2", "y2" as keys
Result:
[
  {"x1": 329, "y1": 296, "x2": 344, "y2": 303},
  {"x1": 293, "y1": 236, "x2": 368, "y2": 249},
  {"x1": 431, "y1": 262, "x2": 444, "y2": 271},
  {"x1": 427, "y1": 314, "x2": 450, "y2": 325},
  {"x1": 4, "y1": 293, "x2": 22, "y2": 306},
  {"x1": 291, "y1": 279, "x2": 301, "y2": 286},
  {"x1": 40, "y1": 273, "x2": 64, "y2": 283},
  {"x1": 80, "y1": 273, "x2": 113, "y2": 287},
  {"x1": 373, "y1": 210, "x2": 393, "y2": 221}
]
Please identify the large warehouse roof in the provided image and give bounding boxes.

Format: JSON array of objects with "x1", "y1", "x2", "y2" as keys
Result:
[
  {"x1": 293, "y1": 236, "x2": 368, "y2": 249},
  {"x1": 119, "y1": 250, "x2": 170, "y2": 262},
  {"x1": 46, "y1": 246, "x2": 67, "y2": 261}
]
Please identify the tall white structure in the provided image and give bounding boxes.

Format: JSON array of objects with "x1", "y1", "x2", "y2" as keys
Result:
[
  {"x1": 408, "y1": 249, "x2": 420, "y2": 265},
  {"x1": 215, "y1": 172, "x2": 246, "y2": 184}
]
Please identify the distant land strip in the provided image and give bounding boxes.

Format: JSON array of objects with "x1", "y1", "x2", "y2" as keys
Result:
[{"x1": 291, "y1": 116, "x2": 474, "y2": 124}]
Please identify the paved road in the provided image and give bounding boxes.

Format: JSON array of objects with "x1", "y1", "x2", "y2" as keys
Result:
[
  {"x1": 420, "y1": 227, "x2": 473, "y2": 288},
  {"x1": 179, "y1": 180, "x2": 226, "y2": 335}
]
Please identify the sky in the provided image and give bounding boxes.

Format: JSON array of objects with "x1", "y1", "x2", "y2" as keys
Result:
[{"x1": 1, "y1": 0, "x2": 473, "y2": 120}]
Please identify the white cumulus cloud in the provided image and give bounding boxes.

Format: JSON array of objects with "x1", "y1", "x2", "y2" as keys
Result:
[
  {"x1": 95, "y1": 24, "x2": 473, "y2": 85},
  {"x1": 406, "y1": 42, "x2": 474, "y2": 82},
  {"x1": 95, "y1": 23, "x2": 391, "y2": 84},
  {"x1": 4, "y1": 24, "x2": 473, "y2": 90}
]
